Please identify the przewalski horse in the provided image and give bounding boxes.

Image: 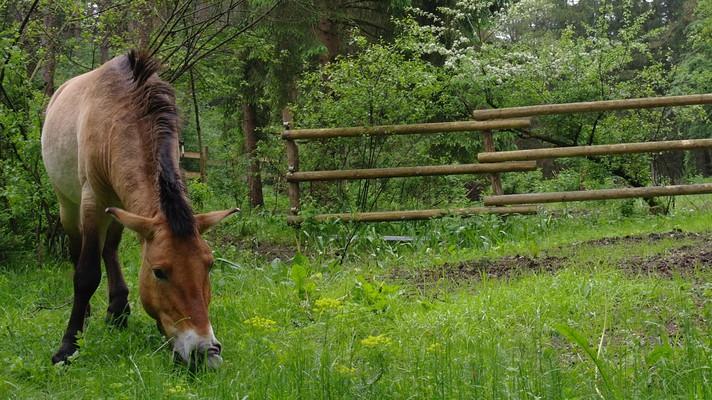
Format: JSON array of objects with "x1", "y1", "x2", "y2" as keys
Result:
[{"x1": 41, "y1": 50, "x2": 237, "y2": 368}]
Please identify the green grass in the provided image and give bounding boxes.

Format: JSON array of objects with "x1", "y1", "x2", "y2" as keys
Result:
[{"x1": 1, "y1": 200, "x2": 711, "y2": 399}]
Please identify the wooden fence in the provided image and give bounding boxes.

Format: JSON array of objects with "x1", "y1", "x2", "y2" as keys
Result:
[
  {"x1": 473, "y1": 94, "x2": 712, "y2": 207},
  {"x1": 283, "y1": 93, "x2": 712, "y2": 223},
  {"x1": 282, "y1": 119, "x2": 535, "y2": 224},
  {"x1": 181, "y1": 146, "x2": 209, "y2": 181}
]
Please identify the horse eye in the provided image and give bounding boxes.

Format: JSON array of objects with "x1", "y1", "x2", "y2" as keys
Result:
[{"x1": 153, "y1": 268, "x2": 168, "y2": 280}]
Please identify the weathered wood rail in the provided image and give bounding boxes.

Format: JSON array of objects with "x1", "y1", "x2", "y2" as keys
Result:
[
  {"x1": 478, "y1": 139, "x2": 712, "y2": 163},
  {"x1": 287, "y1": 205, "x2": 538, "y2": 224},
  {"x1": 180, "y1": 146, "x2": 211, "y2": 181},
  {"x1": 283, "y1": 119, "x2": 531, "y2": 139},
  {"x1": 287, "y1": 161, "x2": 536, "y2": 182},
  {"x1": 471, "y1": 94, "x2": 712, "y2": 120},
  {"x1": 484, "y1": 183, "x2": 712, "y2": 206}
]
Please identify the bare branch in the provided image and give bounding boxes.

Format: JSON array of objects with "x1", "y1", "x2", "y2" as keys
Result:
[{"x1": 167, "y1": 0, "x2": 282, "y2": 83}]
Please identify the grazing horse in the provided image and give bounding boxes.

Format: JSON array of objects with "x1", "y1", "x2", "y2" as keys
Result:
[{"x1": 41, "y1": 50, "x2": 236, "y2": 368}]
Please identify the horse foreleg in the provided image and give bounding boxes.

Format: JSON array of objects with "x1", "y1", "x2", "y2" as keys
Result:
[
  {"x1": 52, "y1": 197, "x2": 108, "y2": 364},
  {"x1": 103, "y1": 221, "x2": 130, "y2": 327},
  {"x1": 58, "y1": 198, "x2": 90, "y2": 318}
]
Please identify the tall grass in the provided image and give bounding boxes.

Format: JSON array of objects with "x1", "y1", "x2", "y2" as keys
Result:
[{"x1": 0, "y1": 197, "x2": 710, "y2": 399}]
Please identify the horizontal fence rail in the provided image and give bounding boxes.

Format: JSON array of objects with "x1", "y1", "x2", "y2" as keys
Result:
[
  {"x1": 182, "y1": 151, "x2": 202, "y2": 159},
  {"x1": 478, "y1": 138, "x2": 712, "y2": 163},
  {"x1": 287, "y1": 206, "x2": 538, "y2": 224},
  {"x1": 471, "y1": 94, "x2": 712, "y2": 120},
  {"x1": 282, "y1": 118, "x2": 531, "y2": 140},
  {"x1": 287, "y1": 161, "x2": 536, "y2": 182},
  {"x1": 484, "y1": 183, "x2": 712, "y2": 206}
]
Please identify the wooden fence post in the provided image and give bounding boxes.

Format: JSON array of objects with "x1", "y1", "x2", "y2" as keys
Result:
[
  {"x1": 284, "y1": 122, "x2": 300, "y2": 219},
  {"x1": 482, "y1": 130, "x2": 504, "y2": 196}
]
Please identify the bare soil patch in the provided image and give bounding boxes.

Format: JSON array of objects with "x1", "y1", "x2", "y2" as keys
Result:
[
  {"x1": 577, "y1": 229, "x2": 704, "y2": 246},
  {"x1": 390, "y1": 230, "x2": 711, "y2": 285},
  {"x1": 390, "y1": 255, "x2": 567, "y2": 286},
  {"x1": 621, "y1": 244, "x2": 712, "y2": 277}
]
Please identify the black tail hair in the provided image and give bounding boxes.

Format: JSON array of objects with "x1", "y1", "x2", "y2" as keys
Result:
[{"x1": 127, "y1": 50, "x2": 196, "y2": 237}]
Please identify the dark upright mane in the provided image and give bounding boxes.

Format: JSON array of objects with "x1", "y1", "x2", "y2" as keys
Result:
[{"x1": 126, "y1": 50, "x2": 195, "y2": 236}]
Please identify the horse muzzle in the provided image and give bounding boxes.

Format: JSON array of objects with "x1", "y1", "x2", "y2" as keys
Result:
[{"x1": 172, "y1": 328, "x2": 223, "y2": 369}]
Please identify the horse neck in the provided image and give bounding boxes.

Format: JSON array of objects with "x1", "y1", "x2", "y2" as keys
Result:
[
  {"x1": 114, "y1": 171, "x2": 162, "y2": 219},
  {"x1": 111, "y1": 135, "x2": 176, "y2": 220}
]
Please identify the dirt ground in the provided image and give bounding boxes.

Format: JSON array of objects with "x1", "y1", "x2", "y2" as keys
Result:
[{"x1": 390, "y1": 230, "x2": 712, "y2": 285}]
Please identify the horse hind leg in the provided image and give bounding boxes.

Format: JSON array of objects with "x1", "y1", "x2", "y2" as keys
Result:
[{"x1": 103, "y1": 221, "x2": 130, "y2": 327}]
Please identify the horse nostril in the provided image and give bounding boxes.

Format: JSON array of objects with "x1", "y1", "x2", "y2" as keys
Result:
[
  {"x1": 207, "y1": 343, "x2": 221, "y2": 357},
  {"x1": 204, "y1": 344, "x2": 223, "y2": 369}
]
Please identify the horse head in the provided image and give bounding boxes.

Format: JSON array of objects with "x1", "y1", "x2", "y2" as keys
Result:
[{"x1": 107, "y1": 207, "x2": 238, "y2": 368}]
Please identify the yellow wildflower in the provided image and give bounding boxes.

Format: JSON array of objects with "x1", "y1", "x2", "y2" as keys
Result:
[
  {"x1": 335, "y1": 364, "x2": 357, "y2": 376},
  {"x1": 426, "y1": 342, "x2": 444, "y2": 354},
  {"x1": 313, "y1": 297, "x2": 343, "y2": 312},
  {"x1": 243, "y1": 316, "x2": 277, "y2": 331},
  {"x1": 167, "y1": 384, "x2": 187, "y2": 395},
  {"x1": 360, "y1": 334, "x2": 392, "y2": 348}
]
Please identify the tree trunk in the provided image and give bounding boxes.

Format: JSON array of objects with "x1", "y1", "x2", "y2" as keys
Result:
[
  {"x1": 242, "y1": 102, "x2": 264, "y2": 207},
  {"x1": 314, "y1": 11, "x2": 340, "y2": 63},
  {"x1": 189, "y1": 68, "x2": 206, "y2": 181},
  {"x1": 98, "y1": 0, "x2": 111, "y2": 63},
  {"x1": 130, "y1": 2, "x2": 153, "y2": 49},
  {"x1": 99, "y1": 38, "x2": 110, "y2": 64},
  {"x1": 42, "y1": 12, "x2": 57, "y2": 97}
]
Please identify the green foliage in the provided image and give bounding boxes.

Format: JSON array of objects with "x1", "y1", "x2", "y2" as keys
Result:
[
  {"x1": 0, "y1": 37, "x2": 58, "y2": 259},
  {"x1": 3, "y1": 0, "x2": 711, "y2": 260},
  {"x1": 186, "y1": 179, "x2": 212, "y2": 212},
  {"x1": 619, "y1": 199, "x2": 636, "y2": 217},
  {"x1": 555, "y1": 323, "x2": 621, "y2": 400},
  {"x1": 294, "y1": 34, "x2": 470, "y2": 214},
  {"x1": 350, "y1": 276, "x2": 400, "y2": 313},
  {"x1": 290, "y1": 253, "x2": 318, "y2": 301}
]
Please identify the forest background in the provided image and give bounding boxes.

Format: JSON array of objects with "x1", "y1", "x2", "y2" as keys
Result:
[{"x1": 1, "y1": 0, "x2": 711, "y2": 259}]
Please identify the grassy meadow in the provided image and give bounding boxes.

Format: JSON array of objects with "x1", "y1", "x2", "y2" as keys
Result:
[{"x1": 1, "y1": 197, "x2": 711, "y2": 399}]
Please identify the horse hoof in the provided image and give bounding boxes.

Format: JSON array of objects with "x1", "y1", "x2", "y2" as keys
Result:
[
  {"x1": 105, "y1": 312, "x2": 129, "y2": 328},
  {"x1": 106, "y1": 303, "x2": 130, "y2": 328},
  {"x1": 51, "y1": 343, "x2": 78, "y2": 365}
]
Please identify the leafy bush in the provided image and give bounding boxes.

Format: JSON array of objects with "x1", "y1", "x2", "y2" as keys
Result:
[
  {"x1": 293, "y1": 34, "x2": 470, "y2": 215},
  {"x1": 0, "y1": 42, "x2": 59, "y2": 260}
]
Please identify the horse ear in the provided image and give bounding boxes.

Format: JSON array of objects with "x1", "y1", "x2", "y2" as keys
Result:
[
  {"x1": 195, "y1": 208, "x2": 240, "y2": 234},
  {"x1": 106, "y1": 207, "x2": 155, "y2": 239}
]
